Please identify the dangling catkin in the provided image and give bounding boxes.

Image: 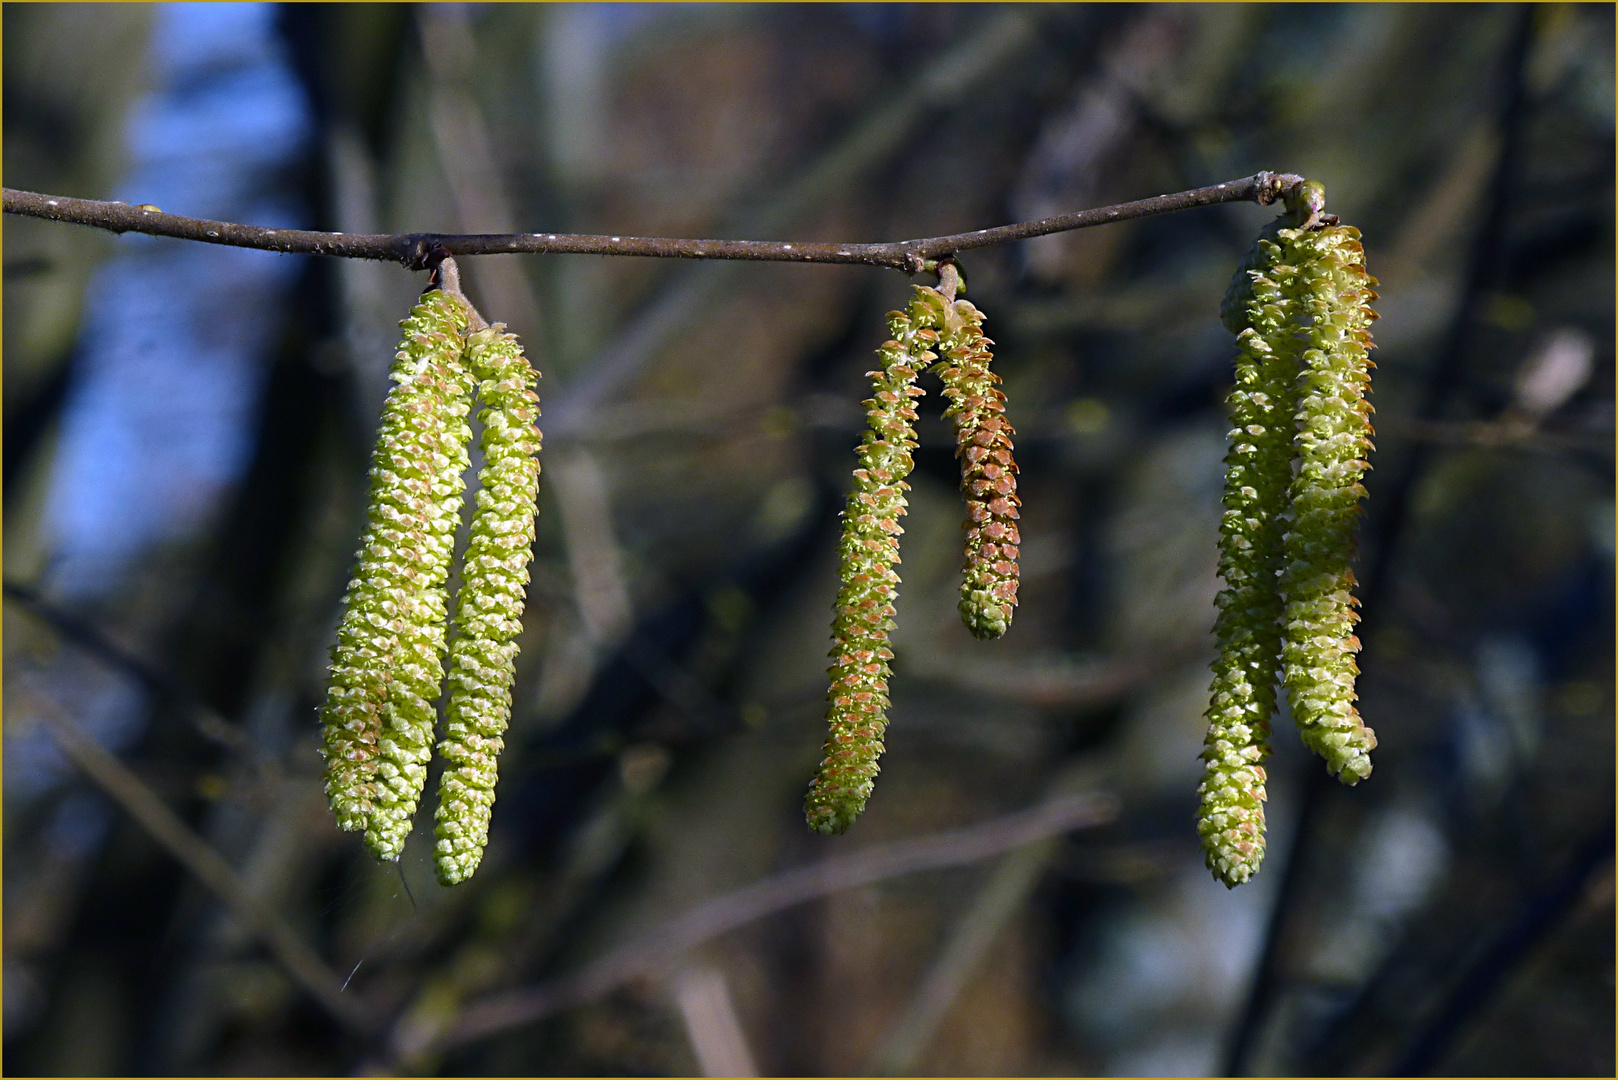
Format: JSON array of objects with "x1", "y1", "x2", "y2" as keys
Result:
[
  {"x1": 1198, "y1": 223, "x2": 1296, "y2": 887},
  {"x1": 936, "y1": 296, "x2": 1020, "y2": 640},
  {"x1": 433, "y1": 324, "x2": 542, "y2": 885},
  {"x1": 804, "y1": 287, "x2": 937, "y2": 835},
  {"x1": 1279, "y1": 220, "x2": 1379, "y2": 784},
  {"x1": 320, "y1": 289, "x2": 473, "y2": 862}
]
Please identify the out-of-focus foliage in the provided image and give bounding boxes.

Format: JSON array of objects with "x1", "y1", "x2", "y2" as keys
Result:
[{"x1": 4, "y1": 4, "x2": 1611, "y2": 1076}]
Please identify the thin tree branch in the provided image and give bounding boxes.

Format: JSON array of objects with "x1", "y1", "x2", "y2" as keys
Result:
[
  {"x1": 4, "y1": 580, "x2": 253, "y2": 754},
  {"x1": 402, "y1": 790, "x2": 1117, "y2": 1060},
  {"x1": 4, "y1": 173, "x2": 1299, "y2": 274},
  {"x1": 12, "y1": 676, "x2": 376, "y2": 1035},
  {"x1": 1388, "y1": 822, "x2": 1614, "y2": 1076}
]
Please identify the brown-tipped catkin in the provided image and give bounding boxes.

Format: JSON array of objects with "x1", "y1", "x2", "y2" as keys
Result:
[
  {"x1": 433, "y1": 324, "x2": 542, "y2": 885},
  {"x1": 1198, "y1": 226, "x2": 1296, "y2": 887},
  {"x1": 320, "y1": 289, "x2": 473, "y2": 861},
  {"x1": 804, "y1": 287, "x2": 938, "y2": 835},
  {"x1": 936, "y1": 296, "x2": 1020, "y2": 640}
]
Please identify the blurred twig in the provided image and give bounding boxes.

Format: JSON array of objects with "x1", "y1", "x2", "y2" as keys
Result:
[
  {"x1": 1376, "y1": 414, "x2": 1613, "y2": 457},
  {"x1": 406, "y1": 790, "x2": 1118, "y2": 1058},
  {"x1": 4, "y1": 580, "x2": 253, "y2": 755},
  {"x1": 13, "y1": 675, "x2": 376, "y2": 1035},
  {"x1": 868, "y1": 837, "x2": 1060, "y2": 1075},
  {"x1": 1389, "y1": 822, "x2": 1615, "y2": 1076},
  {"x1": 905, "y1": 648, "x2": 1188, "y2": 710},
  {"x1": 673, "y1": 965, "x2": 762, "y2": 1078},
  {"x1": 418, "y1": 4, "x2": 545, "y2": 343}
]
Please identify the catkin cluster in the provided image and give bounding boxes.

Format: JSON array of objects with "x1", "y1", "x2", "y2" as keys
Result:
[
  {"x1": 934, "y1": 292, "x2": 1020, "y2": 640},
  {"x1": 805, "y1": 278, "x2": 1024, "y2": 834},
  {"x1": 804, "y1": 290, "x2": 933, "y2": 835},
  {"x1": 1199, "y1": 182, "x2": 1378, "y2": 887},
  {"x1": 320, "y1": 283, "x2": 542, "y2": 880}
]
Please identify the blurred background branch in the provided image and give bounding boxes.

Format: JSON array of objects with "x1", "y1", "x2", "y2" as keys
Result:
[{"x1": 9, "y1": 674, "x2": 375, "y2": 1035}]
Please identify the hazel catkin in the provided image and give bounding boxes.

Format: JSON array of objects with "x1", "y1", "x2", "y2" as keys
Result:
[
  {"x1": 320, "y1": 289, "x2": 473, "y2": 862},
  {"x1": 1198, "y1": 225, "x2": 1296, "y2": 887},
  {"x1": 804, "y1": 288, "x2": 937, "y2": 835},
  {"x1": 935, "y1": 294, "x2": 1020, "y2": 640},
  {"x1": 432, "y1": 324, "x2": 543, "y2": 885},
  {"x1": 1278, "y1": 221, "x2": 1379, "y2": 785}
]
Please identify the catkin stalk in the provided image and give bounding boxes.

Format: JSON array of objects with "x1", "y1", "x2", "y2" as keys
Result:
[
  {"x1": 804, "y1": 288, "x2": 937, "y2": 834},
  {"x1": 433, "y1": 324, "x2": 543, "y2": 885},
  {"x1": 320, "y1": 289, "x2": 473, "y2": 861}
]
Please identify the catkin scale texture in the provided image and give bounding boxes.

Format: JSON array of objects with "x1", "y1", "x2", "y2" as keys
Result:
[
  {"x1": 804, "y1": 288, "x2": 936, "y2": 835},
  {"x1": 433, "y1": 325, "x2": 542, "y2": 885},
  {"x1": 1198, "y1": 229, "x2": 1295, "y2": 887},
  {"x1": 1279, "y1": 224, "x2": 1379, "y2": 784},
  {"x1": 320, "y1": 290, "x2": 472, "y2": 862},
  {"x1": 935, "y1": 297, "x2": 1020, "y2": 640}
]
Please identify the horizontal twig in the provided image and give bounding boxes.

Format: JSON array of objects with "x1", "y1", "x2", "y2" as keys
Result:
[
  {"x1": 5, "y1": 173, "x2": 1299, "y2": 273},
  {"x1": 414, "y1": 790, "x2": 1116, "y2": 1058}
]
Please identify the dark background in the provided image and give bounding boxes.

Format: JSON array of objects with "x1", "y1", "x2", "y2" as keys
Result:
[{"x1": 5, "y1": 4, "x2": 1613, "y2": 1075}]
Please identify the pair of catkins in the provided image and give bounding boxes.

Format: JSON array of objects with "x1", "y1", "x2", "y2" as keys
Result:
[
  {"x1": 805, "y1": 268, "x2": 1021, "y2": 835},
  {"x1": 1199, "y1": 181, "x2": 1381, "y2": 887},
  {"x1": 320, "y1": 278, "x2": 540, "y2": 886}
]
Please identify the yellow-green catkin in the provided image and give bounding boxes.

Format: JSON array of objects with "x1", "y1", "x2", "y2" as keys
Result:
[
  {"x1": 320, "y1": 289, "x2": 473, "y2": 861},
  {"x1": 936, "y1": 296, "x2": 1020, "y2": 640},
  {"x1": 433, "y1": 325, "x2": 542, "y2": 885},
  {"x1": 804, "y1": 288, "x2": 937, "y2": 835},
  {"x1": 1198, "y1": 222, "x2": 1297, "y2": 887},
  {"x1": 1279, "y1": 219, "x2": 1379, "y2": 784}
]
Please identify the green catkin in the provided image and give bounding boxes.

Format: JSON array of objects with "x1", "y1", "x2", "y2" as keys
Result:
[
  {"x1": 804, "y1": 287, "x2": 938, "y2": 834},
  {"x1": 433, "y1": 324, "x2": 543, "y2": 885},
  {"x1": 1279, "y1": 221, "x2": 1379, "y2": 784},
  {"x1": 935, "y1": 296, "x2": 1021, "y2": 640},
  {"x1": 320, "y1": 289, "x2": 473, "y2": 861},
  {"x1": 1198, "y1": 225, "x2": 1298, "y2": 887}
]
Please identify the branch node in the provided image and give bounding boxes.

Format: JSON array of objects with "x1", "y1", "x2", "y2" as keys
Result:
[{"x1": 404, "y1": 235, "x2": 444, "y2": 272}]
